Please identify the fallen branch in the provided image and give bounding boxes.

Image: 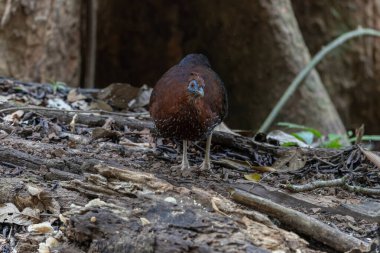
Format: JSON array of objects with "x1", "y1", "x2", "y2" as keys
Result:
[
  {"x1": 0, "y1": 105, "x2": 149, "y2": 118},
  {"x1": 0, "y1": 105, "x2": 152, "y2": 130},
  {"x1": 343, "y1": 184, "x2": 380, "y2": 196},
  {"x1": 0, "y1": 104, "x2": 281, "y2": 157},
  {"x1": 283, "y1": 175, "x2": 380, "y2": 196},
  {"x1": 282, "y1": 175, "x2": 349, "y2": 192},
  {"x1": 230, "y1": 188, "x2": 369, "y2": 253}
]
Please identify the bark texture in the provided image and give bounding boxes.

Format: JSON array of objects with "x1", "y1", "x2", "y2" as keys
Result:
[
  {"x1": 182, "y1": 0, "x2": 346, "y2": 134},
  {"x1": 0, "y1": 0, "x2": 81, "y2": 86},
  {"x1": 292, "y1": 0, "x2": 380, "y2": 133}
]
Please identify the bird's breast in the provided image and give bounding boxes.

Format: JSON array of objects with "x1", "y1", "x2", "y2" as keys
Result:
[{"x1": 153, "y1": 97, "x2": 217, "y2": 141}]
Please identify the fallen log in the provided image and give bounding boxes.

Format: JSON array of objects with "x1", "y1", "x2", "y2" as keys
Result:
[{"x1": 230, "y1": 188, "x2": 370, "y2": 252}]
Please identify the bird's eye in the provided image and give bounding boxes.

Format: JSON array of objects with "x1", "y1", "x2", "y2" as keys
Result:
[{"x1": 189, "y1": 80, "x2": 197, "y2": 89}]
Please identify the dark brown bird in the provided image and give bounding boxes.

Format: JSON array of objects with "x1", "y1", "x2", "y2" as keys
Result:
[{"x1": 149, "y1": 54, "x2": 228, "y2": 171}]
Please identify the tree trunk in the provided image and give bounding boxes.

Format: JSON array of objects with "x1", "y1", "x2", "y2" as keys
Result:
[
  {"x1": 180, "y1": 0, "x2": 346, "y2": 135},
  {"x1": 0, "y1": 0, "x2": 81, "y2": 86},
  {"x1": 292, "y1": 0, "x2": 380, "y2": 134}
]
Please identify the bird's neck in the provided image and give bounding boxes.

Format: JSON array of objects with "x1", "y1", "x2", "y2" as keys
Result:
[{"x1": 178, "y1": 93, "x2": 202, "y2": 116}]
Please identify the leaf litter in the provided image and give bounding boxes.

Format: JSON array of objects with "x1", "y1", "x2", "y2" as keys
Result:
[{"x1": 0, "y1": 78, "x2": 379, "y2": 252}]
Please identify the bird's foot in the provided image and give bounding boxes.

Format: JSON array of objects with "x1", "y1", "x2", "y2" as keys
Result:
[
  {"x1": 171, "y1": 161, "x2": 211, "y2": 177},
  {"x1": 199, "y1": 160, "x2": 211, "y2": 171},
  {"x1": 170, "y1": 162, "x2": 193, "y2": 177},
  {"x1": 170, "y1": 163, "x2": 190, "y2": 171}
]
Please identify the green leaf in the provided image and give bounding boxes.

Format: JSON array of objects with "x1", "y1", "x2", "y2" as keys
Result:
[
  {"x1": 292, "y1": 131, "x2": 314, "y2": 145},
  {"x1": 244, "y1": 173, "x2": 261, "y2": 182},
  {"x1": 277, "y1": 122, "x2": 322, "y2": 138},
  {"x1": 281, "y1": 142, "x2": 299, "y2": 147},
  {"x1": 50, "y1": 81, "x2": 67, "y2": 94},
  {"x1": 321, "y1": 134, "x2": 342, "y2": 149},
  {"x1": 13, "y1": 86, "x2": 27, "y2": 93}
]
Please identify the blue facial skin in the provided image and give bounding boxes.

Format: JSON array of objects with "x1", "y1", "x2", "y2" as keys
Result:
[{"x1": 187, "y1": 80, "x2": 204, "y2": 97}]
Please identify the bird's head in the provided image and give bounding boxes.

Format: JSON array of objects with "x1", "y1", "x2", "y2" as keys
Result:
[{"x1": 187, "y1": 72, "x2": 205, "y2": 98}]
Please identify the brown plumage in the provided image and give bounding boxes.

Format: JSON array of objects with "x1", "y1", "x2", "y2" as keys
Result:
[{"x1": 150, "y1": 54, "x2": 228, "y2": 171}]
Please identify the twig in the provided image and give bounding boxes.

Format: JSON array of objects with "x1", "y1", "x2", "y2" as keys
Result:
[
  {"x1": 7, "y1": 224, "x2": 13, "y2": 239},
  {"x1": 211, "y1": 159, "x2": 250, "y2": 172},
  {"x1": 312, "y1": 154, "x2": 338, "y2": 167},
  {"x1": 282, "y1": 174, "x2": 380, "y2": 196},
  {"x1": 343, "y1": 184, "x2": 380, "y2": 196},
  {"x1": 282, "y1": 175, "x2": 349, "y2": 192},
  {"x1": 230, "y1": 188, "x2": 369, "y2": 253},
  {"x1": 259, "y1": 27, "x2": 380, "y2": 133}
]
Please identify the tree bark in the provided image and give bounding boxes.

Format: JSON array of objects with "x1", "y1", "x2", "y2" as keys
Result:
[
  {"x1": 182, "y1": 0, "x2": 347, "y2": 135},
  {"x1": 292, "y1": 0, "x2": 380, "y2": 134},
  {"x1": 0, "y1": 0, "x2": 81, "y2": 86}
]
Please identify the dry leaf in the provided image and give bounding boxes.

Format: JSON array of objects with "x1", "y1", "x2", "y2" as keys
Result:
[
  {"x1": 244, "y1": 173, "x2": 262, "y2": 182},
  {"x1": 97, "y1": 83, "x2": 139, "y2": 109},
  {"x1": 27, "y1": 185, "x2": 43, "y2": 196},
  {"x1": 102, "y1": 117, "x2": 116, "y2": 130},
  {"x1": 128, "y1": 84, "x2": 152, "y2": 109},
  {"x1": 272, "y1": 149, "x2": 306, "y2": 171},
  {"x1": 164, "y1": 197, "x2": 177, "y2": 204},
  {"x1": 59, "y1": 214, "x2": 69, "y2": 225},
  {"x1": 67, "y1": 89, "x2": 87, "y2": 102},
  {"x1": 120, "y1": 138, "x2": 150, "y2": 148},
  {"x1": 140, "y1": 217, "x2": 151, "y2": 226},
  {"x1": 38, "y1": 243, "x2": 50, "y2": 253},
  {"x1": 0, "y1": 203, "x2": 34, "y2": 226},
  {"x1": 27, "y1": 221, "x2": 54, "y2": 234},
  {"x1": 21, "y1": 207, "x2": 41, "y2": 222},
  {"x1": 25, "y1": 184, "x2": 60, "y2": 216},
  {"x1": 47, "y1": 98, "x2": 72, "y2": 110},
  {"x1": 3, "y1": 110, "x2": 24, "y2": 123},
  {"x1": 249, "y1": 165, "x2": 276, "y2": 173},
  {"x1": 46, "y1": 237, "x2": 59, "y2": 248},
  {"x1": 89, "y1": 99, "x2": 113, "y2": 111},
  {"x1": 267, "y1": 130, "x2": 310, "y2": 147},
  {"x1": 355, "y1": 124, "x2": 365, "y2": 144},
  {"x1": 92, "y1": 127, "x2": 121, "y2": 140}
]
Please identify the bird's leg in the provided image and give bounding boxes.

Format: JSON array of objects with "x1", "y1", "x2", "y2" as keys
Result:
[
  {"x1": 200, "y1": 133, "x2": 212, "y2": 170},
  {"x1": 181, "y1": 140, "x2": 190, "y2": 170}
]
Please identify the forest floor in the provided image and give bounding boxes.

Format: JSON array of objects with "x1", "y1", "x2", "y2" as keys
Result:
[{"x1": 0, "y1": 78, "x2": 378, "y2": 253}]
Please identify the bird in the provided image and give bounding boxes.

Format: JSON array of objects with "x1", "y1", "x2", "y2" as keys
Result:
[{"x1": 149, "y1": 53, "x2": 228, "y2": 171}]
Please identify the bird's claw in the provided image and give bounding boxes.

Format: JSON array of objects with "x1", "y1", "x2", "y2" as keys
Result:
[
  {"x1": 170, "y1": 162, "x2": 193, "y2": 177},
  {"x1": 170, "y1": 163, "x2": 190, "y2": 171},
  {"x1": 199, "y1": 161, "x2": 211, "y2": 171},
  {"x1": 171, "y1": 160, "x2": 211, "y2": 177}
]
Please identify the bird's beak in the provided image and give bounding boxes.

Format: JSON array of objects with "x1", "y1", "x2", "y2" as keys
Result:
[{"x1": 197, "y1": 87, "x2": 204, "y2": 97}]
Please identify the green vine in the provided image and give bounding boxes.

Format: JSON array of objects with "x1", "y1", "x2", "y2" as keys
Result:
[{"x1": 259, "y1": 27, "x2": 380, "y2": 133}]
